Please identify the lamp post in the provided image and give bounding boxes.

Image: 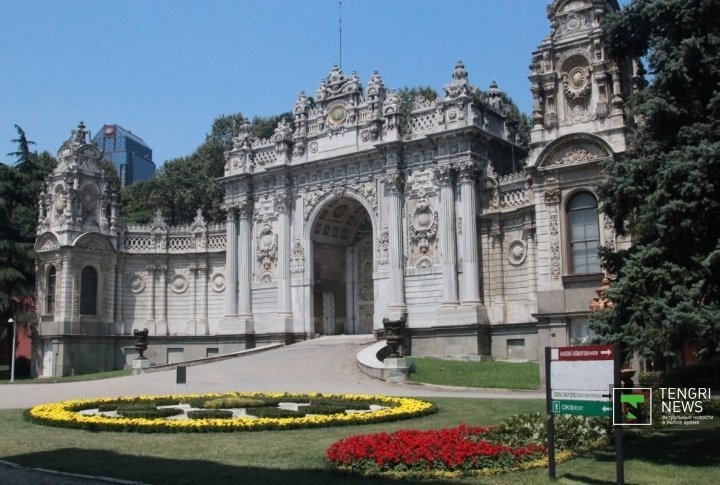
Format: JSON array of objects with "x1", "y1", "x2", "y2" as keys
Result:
[{"x1": 9, "y1": 318, "x2": 16, "y2": 383}]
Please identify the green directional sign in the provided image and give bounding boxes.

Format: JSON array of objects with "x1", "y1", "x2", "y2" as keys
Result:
[{"x1": 552, "y1": 399, "x2": 611, "y2": 417}]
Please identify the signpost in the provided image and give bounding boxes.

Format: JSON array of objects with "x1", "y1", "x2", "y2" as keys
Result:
[{"x1": 546, "y1": 343, "x2": 622, "y2": 483}]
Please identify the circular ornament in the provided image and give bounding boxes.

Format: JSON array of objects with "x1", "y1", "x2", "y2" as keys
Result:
[
  {"x1": 327, "y1": 106, "x2": 348, "y2": 126},
  {"x1": 211, "y1": 273, "x2": 225, "y2": 292},
  {"x1": 129, "y1": 274, "x2": 145, "y2": 293},
  {"x1": 564, "y1": 66, "x2": 591, "y2": 101},
  {"x1": 170, "y1": 274, "x2": 188, "y2": 293},
  {"x1": 508, "y1": 240, "x2": 527, "y2": 266}
]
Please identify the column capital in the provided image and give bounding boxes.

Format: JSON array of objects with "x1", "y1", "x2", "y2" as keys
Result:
[
  {"x1": 237, "y1": 198, "x2": 253, "y2": 219},
  {"x1": 383, "y1": 171, "x2": 404, "y2": 195},
  {"x1": 433, "y1": 164, "x2": 455, "y2": 187},
  {"x1": 274, "y1": 191, "x2": 291, "y2": 213},
  {"x1": 456, "y1": 161, "x2": 479, "y2": 182}
]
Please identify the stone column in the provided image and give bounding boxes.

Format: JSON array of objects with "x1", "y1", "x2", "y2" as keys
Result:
[
  {"x1": 384, "y1": 172, "x2": 406, "y2": 310},
  {"x1": 61, "y1": 254, "x2": 74, "y2": 320},
  {"x1": 145, "y1": 265, "x2": 156, "y2": 328},
  {"x1": 490, "y1": 219, "x2": 506, "y2": 323},
  {"x1": 237, "y1": 202, "x2": 253, "y2": 316},
  {"x1": 199, "y1": 264, "x2": 208, "y2": 330},
  {"x1": 524, "y1": 224, "x2": 537, "y2": 312},
  {"x1": 275, "y1": 192, "x2": 292, "y2": 315},
  {"x1": 225, "y1": 209, "x2": 238, "y2": 315},
  {"x1": 114, "y1": 259, "x2": 124, "y2": 332},
  {"x1": 457, "y1": 162, "x2": 481, "y2": 304},
  {"x1": 189, "y1": 266, "x2": 198, "y2": 333},
  {"x1": 157, "y1": 264, "x2": 168, "y2": 335},
  {"x1": 434, "y1": 165, "x2": 459, "y2": 305}
]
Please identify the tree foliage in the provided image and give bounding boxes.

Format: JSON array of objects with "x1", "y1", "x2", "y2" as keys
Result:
[
  {"x1": 0, "y1": 126, "x2": 56, "y2": 320},
  {"x1": 589, "y1": 0, "x2": 720, "y2": 363},
  {"x1": 121, "y1": 112, "x2": 291, "y2": 226}
]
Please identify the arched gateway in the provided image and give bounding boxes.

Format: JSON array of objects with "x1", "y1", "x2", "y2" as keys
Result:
[{"x1": 308, "y1": 195, "x2": 375, "y2": 335}]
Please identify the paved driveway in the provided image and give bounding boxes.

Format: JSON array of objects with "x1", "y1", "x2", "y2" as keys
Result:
[{"x1": 0, "y1": 336, "x2": 542, "y2": 410}]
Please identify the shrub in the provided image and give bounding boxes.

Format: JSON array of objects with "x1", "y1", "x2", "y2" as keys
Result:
[
  {"x1": 489, "y1": 413, "x2": 610, "y2": 452},
  {"x1": 309, "y1": 399, "x2": 371, "y2": 410},
  {"x1": 117, "y1": 407, "x2": 184, "y2": 419},
  {"x1": 97, "y1": 404, "x2": 118, "y2": 412},
  {"x1": 301, "y1": 405, "x2": 347, "y2": 415},
  {"x1": 203, "y1": 397, "x2": 266, "y2": 409},
  {"x1": 247, "y1": 407, "x2": 306, "y2": 418},
  {"x1": 187, "y1": 410, "x2": 234, "y2": 419}
]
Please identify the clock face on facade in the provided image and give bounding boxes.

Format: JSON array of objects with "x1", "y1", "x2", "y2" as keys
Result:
[{"x1": 327, "y1": 106, "x2": 347, "y2": 125}]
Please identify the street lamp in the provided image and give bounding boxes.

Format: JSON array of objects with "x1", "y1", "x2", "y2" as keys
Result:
[{"x1": 9, "y1": 318, "x2": 16, "y2": 383}]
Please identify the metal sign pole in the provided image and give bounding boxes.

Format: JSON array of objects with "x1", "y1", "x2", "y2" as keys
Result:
[
  {"x1": 614, "y1": 343, "x2": 624, "y2": 485},
  {"x1": 545, "y1": 346, "x2": 556, "y2": 480},
  {"x1": 9, "y1": 318, "x2": 16, "y2": 383}
]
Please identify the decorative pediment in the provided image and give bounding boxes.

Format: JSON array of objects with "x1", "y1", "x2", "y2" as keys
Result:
[
  {"x1": 535, "y1": 134, "x2": 613, "y2": 168},
  {"x1": 72, "y1": 233, "x2": 114, "y2": 252},
  {"x1": 35, "y1": 233, "x2": 60, "y2": 252}
]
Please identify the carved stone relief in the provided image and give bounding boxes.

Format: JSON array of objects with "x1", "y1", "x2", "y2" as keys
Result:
[
  {"x1": 376, "y1": 227, "x2": 389, "y2": 269},
  {"x1": 211, "y1": 272, "x2": 226, "y2": 292},
  {"x1": 507, "y1": 240, "x2": 527, "y2": 266},
  {"x1": 129, "y1": 273, "x2": 146, "y2": 293},
  {"x1": 548, "y1": 204, "x2": 561, "y2": 279},
  {"x1": 170, "y1": 273, "x2": 189, "y2": 294},
  {"x1": 409, "y1": 197, "x2": 438, "y2": 255},
  {"x1": 290, "y1": 239, "x2": 305, "y2": 273},
  {"x1": 256, "y1": 223, "x2": 278, "y2": 273}
]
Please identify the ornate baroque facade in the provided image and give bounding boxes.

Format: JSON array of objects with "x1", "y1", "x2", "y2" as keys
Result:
[{"x1": 33, "y1": 0, "x2": 635, "y2": 377}]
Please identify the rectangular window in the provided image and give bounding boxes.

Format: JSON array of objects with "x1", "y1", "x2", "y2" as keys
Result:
[
  {"x1": 206, "y1": 348, "x2": 219, "y2": 358},
  {"x1": 507, "y1": 338, "x2": 526, "y2": 360},
  {"x1": 167, "y1": 348, "x2": 185, "y2": 364}
]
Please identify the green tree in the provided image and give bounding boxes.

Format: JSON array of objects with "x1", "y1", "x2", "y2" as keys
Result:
[
  {"x1": 121, "y1": 112, "x2": 292, "y2": 226},
  {"x1": 589, "y1": 0, "x2": 720, "y2": 363},
  {"x1": 0, "y1": 126, "x2": 56, "y2": 319}
]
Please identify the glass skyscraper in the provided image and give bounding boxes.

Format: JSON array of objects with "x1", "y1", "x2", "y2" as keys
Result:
[{"x1": 92, "y1": 124, "x2": 155, "y2": 187}]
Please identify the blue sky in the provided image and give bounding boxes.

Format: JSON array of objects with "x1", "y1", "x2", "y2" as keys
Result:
[{"x1": 0, "y1": 0, "x2": 628, "y2": 167}]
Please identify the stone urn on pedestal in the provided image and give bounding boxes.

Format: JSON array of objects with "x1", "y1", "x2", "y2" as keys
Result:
[
  {"x1": 382, "y1": 314, "x2": 411, "y2": 382},
  {"x1": 132, "y1": 328, "x2": 151, "y2": 372}
]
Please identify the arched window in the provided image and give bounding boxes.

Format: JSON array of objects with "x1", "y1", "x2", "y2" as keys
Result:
[
  {"x1": 46, "y1": 265, "x2": 56, "y2": 314},
  {"x1": 80, "y1": 266, "x2": 98, "y2": 315},
  {"x1": 567, "y1": 192, "x2": 601, "y2": 274}
]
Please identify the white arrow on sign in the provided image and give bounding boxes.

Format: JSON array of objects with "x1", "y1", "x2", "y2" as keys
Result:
[
  {"x1": 601, "y1": 349, "x2": 612, "y2": 356},
  {"x1": 602, "y1": 406, "x2": 611, "y2": 412}
]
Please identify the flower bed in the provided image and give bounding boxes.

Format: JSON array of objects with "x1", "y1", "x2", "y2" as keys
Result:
[
  {"x1": 26, "y1": 392, "x2": 436, "y2": 433},
  {"x1": 327, "y1": 425, "x2": 554, "y2": 479},
  {"x1": 327, "y1": 413, "x2": 610, "y2": 479}
]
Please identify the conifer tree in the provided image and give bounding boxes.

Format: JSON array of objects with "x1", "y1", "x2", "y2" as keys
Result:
[{"x1": 590, "y1": 0, "x2": 720, "y2": 363}]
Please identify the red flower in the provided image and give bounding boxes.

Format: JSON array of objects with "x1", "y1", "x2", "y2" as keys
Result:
[{"x1": 326, "y1": 424, "x2": 546, "y2": 472}]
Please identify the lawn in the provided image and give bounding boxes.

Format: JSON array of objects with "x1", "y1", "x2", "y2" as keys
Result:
[
  {"x1": 2, "y1": 397, "x2": 717, "y2": 484},
  {"x1": 0, "y1": 367, "x2": 131, "y2": 384},
  {"x1": 408, "y1": 357, "x2": 540, "y2": 390}
]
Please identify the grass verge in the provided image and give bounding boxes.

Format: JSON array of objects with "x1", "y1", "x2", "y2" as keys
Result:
[
  {"x1": 0, "y1": 368, "x2": 131, "y2": 384},
  {"x1": 1, "y1": 398, "x2": 718, "y2": 484},
  {"x1": 408, "y1": 357, "x2": 540, "y2": 390}
]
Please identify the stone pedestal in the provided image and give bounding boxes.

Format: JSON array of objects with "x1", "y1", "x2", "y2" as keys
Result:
[
  {"x1": 132, "y1": 358, "x2": 150, "y2": 375},
  {"x1": 383, "y1": 357, "x2": 411, "y2": 383}
]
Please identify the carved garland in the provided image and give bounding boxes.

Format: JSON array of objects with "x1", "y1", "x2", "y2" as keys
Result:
[{"x1": 545, "y1": 190, "x2": 562, "y2": 279}]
